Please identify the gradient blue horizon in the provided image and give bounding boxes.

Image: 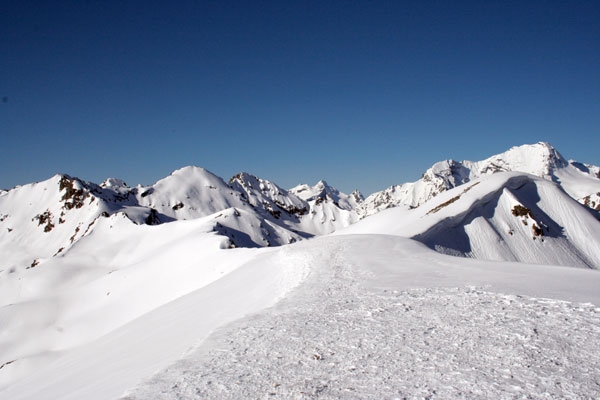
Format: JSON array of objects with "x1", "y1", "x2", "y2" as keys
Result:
[{"x1": 2, "y1": 1, "x2": 598, "y2": 195}]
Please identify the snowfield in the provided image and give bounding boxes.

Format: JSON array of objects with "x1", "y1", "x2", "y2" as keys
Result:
[
  {"x1": 0, "y1": 238, "x2": 310, "y2": 399},
  {"x1": 1, "y1": 142, "x2": 600, "y2": 399},
  {"x1": 126, "y1": 236, "x2": 600, "y2": 399},
  {"x1": 124, "y1": 289, "x2": 600, "y2": 399},
  {"x1": 3, "y1": 236, "x2": 600, "y2": 399}
]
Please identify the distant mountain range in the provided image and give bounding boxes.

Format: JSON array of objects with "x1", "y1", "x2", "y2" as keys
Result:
[
  {"x1": 2, "y1": 141, "x2": 600, "y2": 397},
  {"x1": 0, "y1": 142, "x2": 599, "y2": 273}
]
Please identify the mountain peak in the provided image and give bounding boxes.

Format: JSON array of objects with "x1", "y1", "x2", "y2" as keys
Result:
[
  {"x1": 229, "y1": 172, "x2": 260, "y2": 186},
  {"x1": 360, "y1": 142, "x2": 597, "y2": 217},
  {"x1": 170, "y1": 165, "x2": 213, "y2": 177},
  {"x1": 229, "y1": 172, "x2": 289, "y2": 197},
  {"x1": 351, "y1": 189, "x2": 364, "y2": 201},
  {"x1": 315, "y1": 180, "x2": 330, "y2": 189},
  {"x1": 101, "y1": 178, "x2": 128, "y2": 189},
  {"x1": 487, "y1": 142, "x2": 568, "y2": 176}
]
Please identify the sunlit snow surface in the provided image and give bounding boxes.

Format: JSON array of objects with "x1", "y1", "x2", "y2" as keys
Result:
[
  {"x1": 117, "y1": 236, "x2": 600, "y2": 400},
  {"x1": 125, "y1": 290, "x2": 600, "y2": 399},
  {"x1": 2, "y1": 142, "x2": 600, "y2": 399},
  {"x1": 2, "y1": 232, "x2": 600, "y2": 399}
]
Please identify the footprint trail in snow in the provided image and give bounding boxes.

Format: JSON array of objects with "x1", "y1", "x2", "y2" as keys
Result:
[{"x1": 124, "y1": 239, "x2": 600, "y2": 400}]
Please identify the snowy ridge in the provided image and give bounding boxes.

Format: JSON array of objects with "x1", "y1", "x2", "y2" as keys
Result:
[
  {"x1": 0, "y1": 167, "x2": 358, "y2": 272},
  {"x1": 0, "y1": 208, "x2": 292, "y2": 391},
  {"x1": 343, "y1": 172, "x2": 600, "y2": 268},
  {"x1": 229, "y1": 172, "x2": 306, "y2": 216},
  {"x1": 0, "y1": 174, "x2": 130, "y2": 271},
  {"x1": 2, "y1": 142, "x2": 597, "y2": 272},
  {"x1": 124, "y1": 266, "x2": 600, "y2": 399},
  {"x1": 359, "y1": 142, "x2": 600, "y2": 216},
  {"x1": 290, "y1": 180, "x2": 363, "y2": 211},
  {"x1": 134, "y1": 166, "x2": 246, "y2": 221},
  {"x1": 289, "y1": 180, "x2": 363, "y2": 235}
]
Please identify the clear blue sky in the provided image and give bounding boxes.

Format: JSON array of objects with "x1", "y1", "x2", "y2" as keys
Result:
[{"x1": 2, "y1": 0, "x2": 598, "y2": 195}]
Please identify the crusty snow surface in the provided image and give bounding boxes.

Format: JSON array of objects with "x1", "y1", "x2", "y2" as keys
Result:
[{"x1": 122, "y1": 236, "x2": 600, "y2": 400}]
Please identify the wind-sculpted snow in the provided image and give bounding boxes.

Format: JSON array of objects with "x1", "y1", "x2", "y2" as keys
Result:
[
  {"x1": 123, "y1": 235, "x2": 600, "y2": 400},
  {"x1": 343, "y1": 173, "x2": 600, "y2": 269},
  {"x1": 414, "y1": 176, "x2": 600, "y2": 268}
]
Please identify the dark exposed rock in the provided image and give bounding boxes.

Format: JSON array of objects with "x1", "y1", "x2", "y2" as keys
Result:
[
  {"x1": 59, "y1": 176, "x2": 88, "y2": 209},
  {"x1": 145, "y1": 209, "x2": 161, "y2": 225},
  {"x1": 512, "y1": 205, "x2": 533, "y2": 218},
  {"x1": 33, "y1": 210, "x2": 54, "y2": 232}
]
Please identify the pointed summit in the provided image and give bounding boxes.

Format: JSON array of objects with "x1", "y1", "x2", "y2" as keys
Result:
[{"x1": 475, "y1": 142, "x2": 568, "y2": 177}]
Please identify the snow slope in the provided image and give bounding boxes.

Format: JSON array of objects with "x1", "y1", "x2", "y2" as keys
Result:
[
  {"x1": 3, "y1": 235, "x2": 598, "y2": 399},
  {"x1": 128, "y1": 286, "x2": 599, "y2": 399},
  {"x1": 0, "y1": 174, "x2": 117, "y2": 270},
  {"x1": 0, "y1": 168, "x2": 359, "y2": 272},
  {"x1": 0, "y1": 211, "x2": 312, "y2": 395},
  {"x1": 342, "y1": 172, "x2": 600, "y2": 268}
]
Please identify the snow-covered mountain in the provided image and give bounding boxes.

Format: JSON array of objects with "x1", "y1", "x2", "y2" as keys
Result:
[
  {"x1": 1, "y1": 142, "x2": 600, "y2": 399},
  {"x1": 289, "y1": 180, "x2": 363, "y2": 234},
  {"x1": 0, "y1": 167, "x2": 358, "y2": 273},
  {"x1": 359, "y1": 142, "x2": 600, "y2": 216},
  {"x1": 344, "y1": 143, "x2": 600, "y2": 268},
  {"x1": 1, "y1": 142, "x2": 599, "y2": 273},
  {"x1": 342, "y1": 172, "x2": 600, "y2": 268}
]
